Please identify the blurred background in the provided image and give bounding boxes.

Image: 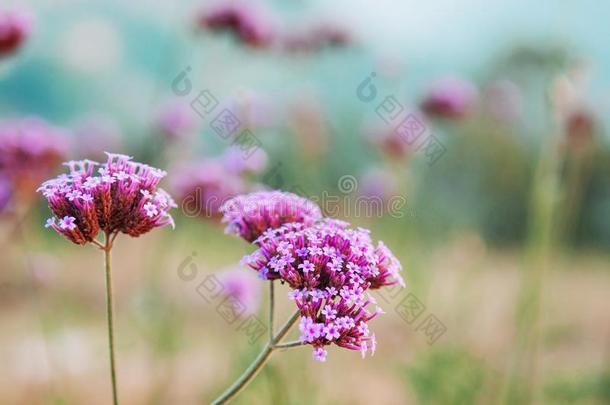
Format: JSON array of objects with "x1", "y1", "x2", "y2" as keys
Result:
[{"x1": 1, "y1": 0, "x2": 609, "y2": 404}]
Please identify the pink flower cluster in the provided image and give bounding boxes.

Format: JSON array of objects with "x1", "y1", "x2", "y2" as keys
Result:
[
  {"x1": 0, "y1": 118, "x2": 68, "y2": 210},
  {"x1": 37, "y1": 153, "x2": 176, "y2": 244},
  {"x1": 217, "y1": 267, "x2": 261, "y2": 315},
  {"x1": 420, "y1": 77, "x2": 478, "y2": 120},
  {"x1": 223, "y1": 192, "x2": 404, "y2": 361},
  {"x1": 196, "y1": 2, "x2": 351, "y2": 52},
  {"x1": 172, "y1": 148, "x2": 267, "y2": 219},
  {"x1": 0, "y1": 10, "x2": 33, "y2": 56},
  {"x1": 155, "y1": 100, "x2": 198, "y2": 141},
  {"x1": 197, "y1": 1, "x2": 275, "y2": 48},
  {"x1": 221, "y1": 191, "x2": 323, "y2": 243}
]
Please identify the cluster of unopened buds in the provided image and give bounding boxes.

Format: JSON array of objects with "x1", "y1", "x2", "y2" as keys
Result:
[{"x1": 221, "y1": 191, "x2": 404, "y2": 362}]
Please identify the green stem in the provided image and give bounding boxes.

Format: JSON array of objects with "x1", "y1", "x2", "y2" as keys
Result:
[
  {"x1": 104, "y1": 232, "x2": 119, "y2": 405},
  {"x1": 211, "y1": 309, "x2": 301, "y2": 405},
  {"x1": 274, "y1": 340, "x2": 305, "y2": 349},
  {"x1": 269, "y1": 281, "x2": 274, "y2": 341}
]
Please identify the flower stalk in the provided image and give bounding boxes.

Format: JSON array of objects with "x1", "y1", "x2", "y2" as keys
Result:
[
  {"x1": 103, "y1": 231, "x2": 119, "y2": 405},
  {"x1": 211, "y1": 303, "x2": 301, "y2": 405}
]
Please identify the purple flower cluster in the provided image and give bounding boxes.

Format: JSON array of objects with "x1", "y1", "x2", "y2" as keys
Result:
[
  {"x1": 420, "y1": 77, "x2": 478, "y2": 120},
  {"x1": 196, "y1": 2, "x2": 352, "y2": 52},
  {"x1": 225, "y1": 193, "x2": 404, "y2": 361},
  {"x1": 0, "y1": 10, "x2": 33, "y2": 56},
  {"x1": 173, "y1": 159, "x2": 245, "y2": 219},
  {"x1": 37, "y1": 153, "x2": 176, "y2": 245},
  {"x1": 217, "y1": 267, "x2": 261, "y2": 315},
  {"x1": 172, "y1": 148, "x2": 268, "y2": 219},
  {"x1": 197, "y1": 1, "x2": 275, "y2": 48},
  {"x1": 220, "y1": 191, "x2": 323, "y2": 243},
  {"x1": 0, "y1": 118, "x2": 68, "y2": 210},
  {"x1": 155, "y1": 99, "x2": 198, "y2": 141}
]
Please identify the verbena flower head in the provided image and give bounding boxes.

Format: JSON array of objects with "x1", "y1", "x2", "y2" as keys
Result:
[
  {"x1": 245, "y1": 219, "x2": 404, "y2": 289},
  {"x1": 296, "y1": 296, "x2": 379, "y2": 362},
  {"x1": 0, "y1": 10, "x2": 33, "y2": 56},
  {"x1": 220, "y1": 191, "x2": 323, "y2": 243},
  {"x1": 38, "y1": 153, "x2": 176, "y2": 244},
  {"x1": 420, "y1": 77, "x2": 478, "y2": 120},
  {"x1": 242, "y1": 219, "x2": 403, "y2": 360}
]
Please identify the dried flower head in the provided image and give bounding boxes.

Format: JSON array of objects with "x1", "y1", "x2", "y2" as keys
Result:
[
  {"x1": 242, "y1": 219, "x2": 403, "y2": 360},
  {"x1": 220, "y1": 191, "x2": 323, "y2": 243},
  {"x1": 38, "y1": 153, "x2": 176, "y2": 245},
  {"x1": 0, "y1": 10, "x2": 33, "y2": 56}
]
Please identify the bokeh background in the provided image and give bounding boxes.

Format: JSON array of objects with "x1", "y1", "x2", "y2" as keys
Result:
[{"x1": 1, "y1": 0, "x2": 609, "y2": 404}]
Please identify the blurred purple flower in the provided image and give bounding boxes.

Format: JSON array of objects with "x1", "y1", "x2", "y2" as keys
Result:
[
  {"x1": 155, "y1": 100, "x2": 198, "y2": 141},
  {"x1": 173, "y1": 159, "x2": 246, "y2": 219},
  {"x1": 38, "y1": 153, "x2": 176, "y2": 245},
  {"x1": 217, "y1": 267, "x2": 261, "y2": 315},
  {"x1": 0, "y1": 117, "x2": 68, "y2": 203},
  {"x1": 365, "y1": 122, "x2": 414, "y2": 161},
  {"x1": 420, "y1": 77, "x2": 478, "y2": 120},
  {"x1": 0, "y1": 10, "x2": 33, "y2": 56},
  {"x1": 0, "y1": 175, "x2": 10, "y2": 213},
  {"x1": 72, "y1": 115, "x2": 122, "y2": 160},
  {"x1": 221, "y1": 191, "x2": 322, "y2": 243},
  {"x1": 359, "y1": 167, "x2": 398, "y2": 203},
  {"x1": 221, "y1": 146, "x2": 267, "y2": 176},
  {"x1": 197, "y1": 1, "x2": 275, "y2": 48}
]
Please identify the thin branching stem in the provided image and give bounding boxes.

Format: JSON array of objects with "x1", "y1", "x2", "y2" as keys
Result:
[
  {"x1": 211, "y1": 288, "x2": 301, "y2": 405},
  {"x1": 273, "y1": 340, "x2": 305, "y2": 350}
]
